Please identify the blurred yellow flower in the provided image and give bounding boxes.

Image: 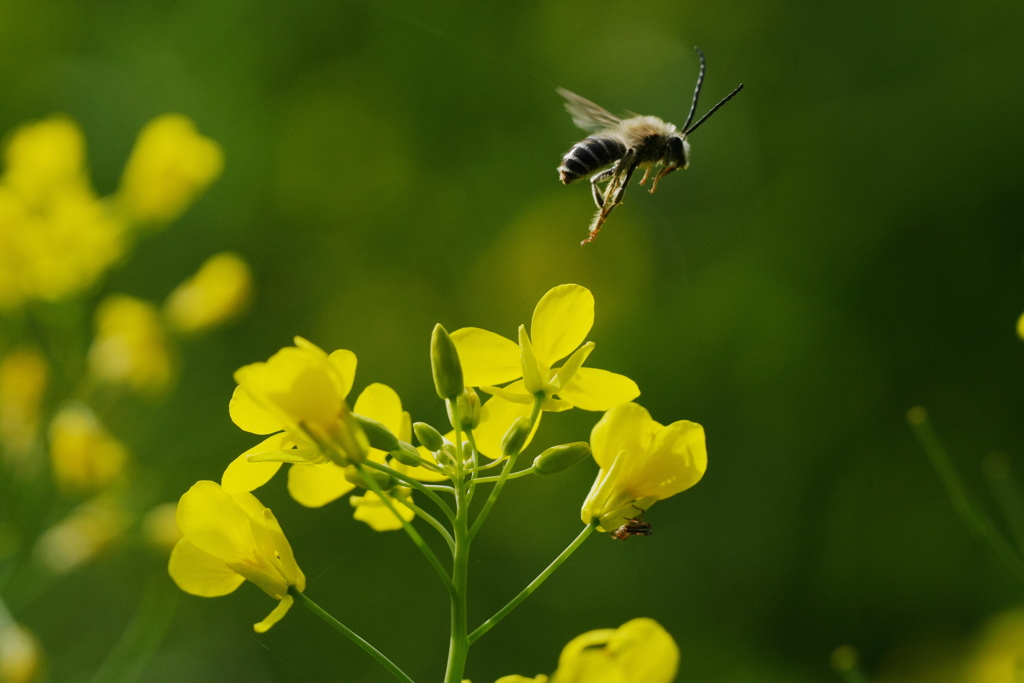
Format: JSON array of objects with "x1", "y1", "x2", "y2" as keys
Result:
[
  {"x1": 229, "y1": 337, "x2": 367, "y2": 466},
  {"x1": 48, "y1": 403, "x2": 128, "y2": 494},
  {"x1": 0, "y1": 117, "x2": 126, "y2": 309},
  {"x1": 497, "y1": 619, "x2": 677, "y2": 683},
  {"x1": 451, "y1": 284, "x2": 638, "y2": 457},
  {"x1": 962, "y1": 606, "x2": 1024, "y2": 683},
  {"x1": 581, "y1": 402, "x2": 706, "y2": 531},
  {"x1": 0, "y1": 348, "x2": 48, "y2": 462},
  {"x1": 0, "y1": 622, "x2": 44, "y2": 683},
  {"x1": 164, "y1": 252, "x2": 252, "y2": 334},
  {"x1": 116, "y1": 114, "x2": 224, "y2": 224},
  {"x1": 168, "y1": 480, "x2": 305, "y2": 633},
  {"x1": 87, "y1": 295, "x2": 173, "y2": 394},
  {"x1": 2, "y1": 115, "x2": 86, "y2": 206},
  {"x1": 141, "y1": 502, "x2": 184, "y2": 553},
  {"x1": 1017, "y1": 312, "x2": 1023, "y2": 341},
  {"x1": 550, "y1": 618, "x2": 678, "y2": 683},
  {"x1": 33, "y1": 493, "x2": 129, "y2": 573}
]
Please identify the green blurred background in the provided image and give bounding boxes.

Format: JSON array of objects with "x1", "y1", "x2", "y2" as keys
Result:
[{"x1": 3, "y1": 0, "x2": 1023, "y2": 680}]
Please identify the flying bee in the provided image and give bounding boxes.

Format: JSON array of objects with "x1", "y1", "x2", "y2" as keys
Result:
[{"x1": 558, "y1": 47, "x2": 743, "y2": 245}]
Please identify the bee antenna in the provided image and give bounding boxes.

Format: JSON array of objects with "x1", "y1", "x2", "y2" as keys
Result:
[
  {"x1": 683, "y1": 82, "x2": 744, "y2": 136},
  {"x1": 683, "y1": 46, "x2": 707, "y2": 131}
]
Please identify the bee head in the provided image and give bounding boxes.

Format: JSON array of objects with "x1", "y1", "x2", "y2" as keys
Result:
[{"x1": 668, "y1": 134, "x2": 690, "y2": 170}]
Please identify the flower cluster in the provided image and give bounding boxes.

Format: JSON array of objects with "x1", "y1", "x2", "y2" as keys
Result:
[{"x1": 168, "y1": 283, "x2": 706, "y2": 683}]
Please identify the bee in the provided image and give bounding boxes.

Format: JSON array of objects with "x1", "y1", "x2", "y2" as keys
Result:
[{"x1": 558, "y1": 47, "x2": 743, "y2": 245}]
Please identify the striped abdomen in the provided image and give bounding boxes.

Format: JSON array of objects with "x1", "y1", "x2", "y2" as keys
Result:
[{"x1": 558, "y1": 135, "x2": 626, "y2": 184}]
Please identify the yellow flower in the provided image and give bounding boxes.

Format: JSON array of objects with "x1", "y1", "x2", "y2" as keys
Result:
[
  {"x1": 116, "y1": 114, "x2": 224, "y2": 225},
  {"x1": 1017, "y1": 312, "x2": 1024, "y2": 341},
  {"x1": 87, "y1": 295, "x2": 173, "y2": 394},
  {"x1": 48, "y1": 403, "x2": 129, "y2": 494},
  {"x1": 0, "y1": 117, "x2": 126, "y2": 308},
  {"x1": 164, "y1": 252, "x2": 252, "y2": 334},
  {"x1": 497, "y1": 619, "x2": 677, "y2": 683},
  {"x1": 141, "y1": 502, "x2": 184, "y2": 553},
  {"x1": 963, "y1": 607, "x2": 1024, "y2": 683},
  {"x1": 581, "y1": 402, "x2": 706, "y2": 532},
  {"x1": 2, "y1": 115, "x2": 86, "y2": 206},
  {"x1": 0, "y1": 348, "x2": 48, "y2": 461},
  {"x1": 549, "y1": 618, "x2": 678, "y2": 683},
  {"x1": 168, "y1": 481, "x2": 305, "y2": 633},
  {"x1": 0, "y1": 622, "x2": 44, "y2": 683},
  {"x1": 229, "y1": 337, "x2": 366, "y2": 465},
  {"x1": 33, "y1": 493, "x2": 129, "y2": 573},
  {"x1": 451, "y1": 284, "x2": 638, "y2": 456},
  {"x1": 224, "y1": 378, "x2": 432, "y2": 531}
]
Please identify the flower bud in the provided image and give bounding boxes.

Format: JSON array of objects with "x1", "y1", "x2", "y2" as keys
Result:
[
  {"x1": 430, "y1": 324, "x2": 463, "y2": 400},
  {"x1": 413, "y1": 421, "x2": 445, "y2": 452},
  {"x1": 389, "y1": 441, "x2": 422, "y2": 467},
  {"x1": 344, "y1": 466, "x2": 394, "y2": 491},
  {"x1": 352, "y1": 413, "x2": 400, "y2": 452},
  {"x1": 533, "y1": 441, "x2": 592, "y2": 475},
  {"x1": 455, "y1": 387, "x2": 481, "y2": 429},
  {"x1": 500, "y1": 416, "x2": 532, "y2": 457}
]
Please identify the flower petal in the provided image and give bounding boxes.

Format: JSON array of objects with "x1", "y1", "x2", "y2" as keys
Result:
[
  {"x1": 351, "y1": 490, "x2": 414, "y2": 531},
  {"x1": 630, "y1": 419, "x2": 707, "y2": 499},
  {"x1": 168, "y1": 538, "x2": 245, "y2": 597},
  {"x1": 176, "y1": 481, "x2": 254, "y2": 562},
  {"x1": 327, "y1": 349, "x2": 357, "y2": 398},
  {"x1": 228, "y1": 385, "x2": 283, "y2": 435},
  {"x1": 474, "y1": 396, "x2": 540, "y2": 459},
  {"x1": 589, "y1": 403, "x2": 655, "y2": 469},
  {"x1": 559, "y1": 368, "x2": 640, "y2": 412},
  {"x1": 286, "y1": 462, "x2": 354, "y2": 508},
  {"x1": 450, "y1": 327, "x2": 522, "y2": 386},
  {"x1": 354, "y1": 383, "x2": 403, "y2": 436},
  {"x1": 221, "y1": 433, "x2": 290, "y2": 493},
  {"x1": 253, "y1": 594, "x2": 294, "y2": 633},
  {"x1": 531, "y1": 285, "x2": 594, "y2": 365}
]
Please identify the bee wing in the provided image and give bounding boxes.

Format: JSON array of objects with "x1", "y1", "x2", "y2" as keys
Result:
[{"x1": 557, "y1": 88, "x2": 623, "y2": 133}]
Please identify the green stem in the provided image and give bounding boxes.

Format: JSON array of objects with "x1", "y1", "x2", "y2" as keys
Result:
[
  {"x1": 443, "y1": 400, "x2": 471, "y2": 683},
  {"x1": 908, "y1": 407, "x2": 1024, "y2": 591},
  {"x1": 404, "y1": 499, "x2": 455, "y2": 553},
  {"x1": 291, "y1": 588, "x2": 414, "y2": 683},
  {"x1": 468, "y1": 522, "x2": 596, "y2": 644},
  {"x1": 356, "y1": 464, "x2": 455, "y2": 596},
  {"x1": 472, "y1": 467, "x2": 536, "y2": 483}
]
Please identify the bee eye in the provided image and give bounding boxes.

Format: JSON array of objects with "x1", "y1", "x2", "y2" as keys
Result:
[{"x1": 669, "y1": 136, "x2": 686, "y2": 164}]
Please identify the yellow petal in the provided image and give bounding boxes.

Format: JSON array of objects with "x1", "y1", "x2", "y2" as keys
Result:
[
  {"x1": 175, "y1": 481, "x2": 254, "y2": 563},
  {"x1": 631, "y1": 420, "x2": 707, "y2": 499},
  {"x1": 351, "y1": 490, "x2": 414, "y2": 531},
  {"x1": 168, "y1": 538, "x2": 244, "y2": 597},
  {"x1": 474, "y1": 397, "x2": 540, "y2": 459},
  {"x1": 286, "y1": 462, "x2": 354, "y2": 507},
  {"x1": 327, "y1": 349, "x2": 357, "y2": 398},
  {"x1": 354, "y1": 383, "x2": 403, "y2": 436},
  {"x1": 559, "y1": 368, "x2": 640, "y2": 411},
  {"x1": 253, "y1": 594, "x2": 294, "y2": 633},
  {"x1": 607, "y1": 618, "x2": 679, "y2": 683},
  {"x1": 228, "y1": 385, "x2": 284, "y2": 435},
  {"x1": 450, "y1": 327, "x2": 522, "y2": 386},
  {"x1": 589, "y1": 403, "x2": 655, "y2": 469},
  {"x1": 221, "y1": 433, "x2": 289, "y2": 493},
  {"x1": 531, "y1": 285, "x2": 594, "y2": 365}
]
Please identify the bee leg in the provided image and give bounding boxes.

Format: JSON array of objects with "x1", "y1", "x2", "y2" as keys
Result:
[
  {"x1": 638, "y1": 167, "x2": 652, "y2": 186},
  {"x1": 588, "y1": 167, "x2": 617, "y2": 209},
  {"x1": 650, "y1": 165, "x2": 678, "y2": 193},
  {"x1": 582, "y1": 156, "x2": 637, "y2": 245}
]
